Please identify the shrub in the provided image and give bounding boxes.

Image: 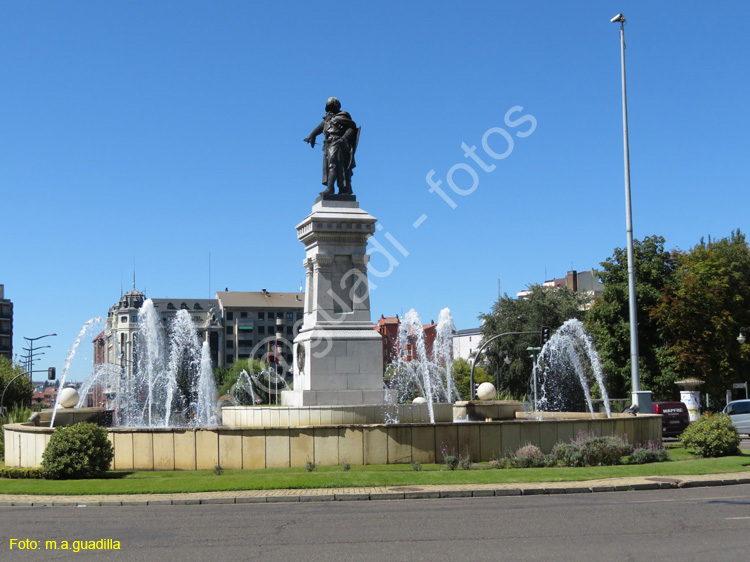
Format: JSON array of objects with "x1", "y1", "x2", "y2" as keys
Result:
[
  {"x1": 553, "y1": 431, "x2": 630, "y2": 467},
  {"x1": 440, "y1": 443, "x2": 459, "y2": 470},
  {"x1": 213, "y1": 464, "x2": 223, "y2": 476},
  {"x1": 679, "y1": 412, "x2": 740, "y2": 457},
  {"x1": 410, "y1": 461, "x2": 422, "y2": 471},
  {"x1": 580, "y1": 436, "x2": 632, "y2": 466},
  {"x1": 443, "y1": 454, "x2": 459, "y2": 470},
  {"x1": 304, "y1": 460, "x2": 317, "y2": 472},
  {"x1": 504, "y1": 444, "x2": 556, "y2": 468},
  {"x1": 628, "y1": 442, "x2": 670, "y2": 464},
  {"x1": 552, "y1": 442, "x2": 583, "y2": 467},
  {"x1": 41, "y1": 422, "x2": 113, "y2": 480},
  {"x1": 341, "y1": 461, "x2": 351, "y2": 472},
  {"x1": 0, "y1": 467, "x2": 43, "y2": 479}
]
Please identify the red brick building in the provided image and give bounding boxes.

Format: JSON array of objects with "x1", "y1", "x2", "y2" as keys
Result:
[{"x1": 374, "y1": 315, "x2": 438, "y2": 366}]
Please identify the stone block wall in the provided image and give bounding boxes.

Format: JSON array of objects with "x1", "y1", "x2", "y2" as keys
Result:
[{"x1": 3, "y1": 414, "x2": 662, "y2": 470}]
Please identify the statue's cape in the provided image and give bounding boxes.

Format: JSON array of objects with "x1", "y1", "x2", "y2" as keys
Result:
[{"x1": 329, "y1": 111, "x2": 355, "y2": 130}]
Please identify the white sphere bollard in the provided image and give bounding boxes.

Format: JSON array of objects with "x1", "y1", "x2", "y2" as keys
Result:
[
  {"x1": 476, "y1": 382, "x2": 496, "y2": 401},
  {"x1": 58, "y1": 387, "x2": 80, "y2": 408},
  {"x1": 412, "y1": 397, "x2": 428, "y2": 404}
]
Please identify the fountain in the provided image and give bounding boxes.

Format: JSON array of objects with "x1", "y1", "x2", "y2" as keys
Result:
[
  {"x1": 534, "y1": 319, "x2": 612, "y2": 418},
  {"x1": 49, "y1": 317, "x2": 103, "y2": 428},
  {"x1": 48, "y1": 301, "x2": 220, "y2": 429},
  {"x1": 3, "y1": 102, "x2": 660, "y2": 471},
  {"x1": 384, "y1": 308, "x2": 459, "y2": 423}
]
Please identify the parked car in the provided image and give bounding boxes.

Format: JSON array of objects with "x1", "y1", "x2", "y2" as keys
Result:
[
  {"x1": 723, "y1": 399, "x2": 750, "y2": 436},
  {"x1": 651, "y1": 401, "x2": 690, "y2": 437}
]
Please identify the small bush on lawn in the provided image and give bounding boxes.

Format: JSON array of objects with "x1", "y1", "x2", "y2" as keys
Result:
[
  {"x1": 553, "y1": 431, "x2": 631, "y2": 467},
  {"x1": 552, "y1": 442, "x2": 583, "y2": 466},
  {"x1": 504, "y1": 444, "x2": 556, "y2": 468},
  {"x1": 628, "y1": 442, "x2": 670, "y2": 464},
  {"x1": 0, "y1": 467, "x2": 43, "y2": 479},
  {"x1": 490, "y1": 445, "x2": 555, "y2": 469},
  {"x1": 440, "y1": 443, "x2": 459, "y2": 470},
  {"x1": 581, "y1": 436, "x2": 632, "y2": 466},
  {"x1": 41, "y1": 422, "x2": 113, "y2": 480},
  {"x1": 679, "y1": 412, "x2": 740, "y2": 457}
]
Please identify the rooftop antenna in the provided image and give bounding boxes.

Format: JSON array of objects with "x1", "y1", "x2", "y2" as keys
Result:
[{"x1": 209, "y1": 252, "x2": 212, "y2": 298}]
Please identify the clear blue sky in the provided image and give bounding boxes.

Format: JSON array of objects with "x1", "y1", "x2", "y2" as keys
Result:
[{"x1": 3, "y1": 1, "x2": 748, "y2": 381}]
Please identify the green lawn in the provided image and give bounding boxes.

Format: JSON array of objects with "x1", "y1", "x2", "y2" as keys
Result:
[{"x1": 1, "y1": 445, "x2": 748, "y2": 496}]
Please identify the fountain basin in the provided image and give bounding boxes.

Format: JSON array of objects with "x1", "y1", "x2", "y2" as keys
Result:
[
  {"x1": 38, "y1": 408, "x2": 114, "y2": 427},
  {"x1": 453, "y1": 400, "x2": 525, "y2": 422},
  {"x1": 3, "y1": 414, "x2": 661, "y2": 470},
  {"x1": 222, "y1": 404, "x2": 454, "y2": 427}
]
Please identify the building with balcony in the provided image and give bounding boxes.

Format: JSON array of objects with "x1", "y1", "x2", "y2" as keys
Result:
[
  {"x1": 216, "y1": 289, "x2": 304, "y2": 368},
  {"x1": 101, "y1": 290, "x2": 224, "y2": 374},
  {"x1": 97, "y1": 288, "x2": 304, "y2": 382}
]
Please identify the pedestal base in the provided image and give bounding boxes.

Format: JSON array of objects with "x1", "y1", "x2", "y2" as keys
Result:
[{"x1": 281, "y1": 388, "x2": 397, "y2": 407}]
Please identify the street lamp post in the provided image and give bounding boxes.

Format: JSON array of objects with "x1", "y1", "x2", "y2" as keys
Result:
[
  {"x1": 469, "y1": 330, "x2": 543, "y2": 400},
  {"x1": 1, "y1": 371, "x2": 31, "y2": 415},
  {"x1": 22, "y1": 333, "x2": 56, "y2": 398},
  {"x1": 611, "y1": 14, "x2": 650, "y2": 413},
  {"x1": 21, "y1": 346, "x2": 49, "y2": 370}
]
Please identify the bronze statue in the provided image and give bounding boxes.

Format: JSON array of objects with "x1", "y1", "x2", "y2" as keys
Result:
[{"x1": 304, "y1": 97, "x2": 360, "y2": 196}]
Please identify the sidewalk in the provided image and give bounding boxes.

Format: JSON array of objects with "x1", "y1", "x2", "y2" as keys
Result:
[{"x1": 3, "y1": 471, "x2": 750, "y2": 507}]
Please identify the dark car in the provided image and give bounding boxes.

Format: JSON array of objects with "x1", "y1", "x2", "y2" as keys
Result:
[{"x1": 652, "y1": 401, "x2": 690, "y2": 437}]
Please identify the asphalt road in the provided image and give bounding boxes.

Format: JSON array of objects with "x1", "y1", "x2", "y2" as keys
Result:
[{"x1": 2, "y1": 484, "x2": 750, "y2": 562}]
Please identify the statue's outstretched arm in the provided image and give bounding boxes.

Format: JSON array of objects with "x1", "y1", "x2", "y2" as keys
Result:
[{"x1": 303, "y1": 121, "x2": 325, "y2": 147}]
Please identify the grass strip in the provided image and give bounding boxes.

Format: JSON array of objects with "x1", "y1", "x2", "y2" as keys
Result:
[{"x1": 1, "y1": 447, "x2": 748, "y2": 496}]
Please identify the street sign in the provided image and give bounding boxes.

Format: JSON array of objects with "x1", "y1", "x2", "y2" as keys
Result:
[{"x1": 733, "y1": 383, "x2": 746, "y2": 389}]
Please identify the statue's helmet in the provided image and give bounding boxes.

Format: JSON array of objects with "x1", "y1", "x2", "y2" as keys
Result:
[{"x1": 325, "y1": 97, "x2": 341, "y2": 112}]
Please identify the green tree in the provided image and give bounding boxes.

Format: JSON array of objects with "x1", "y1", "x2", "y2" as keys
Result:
[
  {"x1": 0, "y1": 357, "x2": 33, "y2": 411},
  {"x1": 586, "y1": 235, "x2": 679, "y2": 399},
  {"x1": 479, "y1": 285, "x2": 590, "y2": 398},
  {"x1": 451, "y1": 357, "x2": 492, "y2": 401},
  {"x1": 215, "y1": 358, "x2": 270, "y2": 404},
  {"x1": 654, "y1": 230, "x2": 750, "y2": 399}
]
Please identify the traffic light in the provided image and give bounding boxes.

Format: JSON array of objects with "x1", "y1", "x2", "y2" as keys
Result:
[
  {"x1": 540, "y1": 326, "x2": 552, "y2": 347},
  {"x1": 47, "y1": 367, "x2": 56, "y2": 381}
]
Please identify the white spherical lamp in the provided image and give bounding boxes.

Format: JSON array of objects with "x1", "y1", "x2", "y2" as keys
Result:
[
  {"x1": 58, "y1": 387, "x2": 80, "y2": 408},
  {"x1": 476, "y1": 382, "x2": 496, "y2": 401}
]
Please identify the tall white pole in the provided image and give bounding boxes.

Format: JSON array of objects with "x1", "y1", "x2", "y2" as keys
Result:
[{"x1": 613, "y1": 14, "x2": 644, "y2": 408}]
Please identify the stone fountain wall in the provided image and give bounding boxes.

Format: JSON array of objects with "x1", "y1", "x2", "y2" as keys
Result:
[{"x1": 3, "y1": 414, "x2": 661, "y2": 470}]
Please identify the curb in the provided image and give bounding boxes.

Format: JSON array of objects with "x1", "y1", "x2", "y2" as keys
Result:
[{"x1": 2, "y1": 476, "x2": 750, "y2": 507}]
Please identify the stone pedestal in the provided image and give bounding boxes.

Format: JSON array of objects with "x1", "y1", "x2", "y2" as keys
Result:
[{"x1": 281, "y1": 196, "x2": 395, "y2": 407}]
